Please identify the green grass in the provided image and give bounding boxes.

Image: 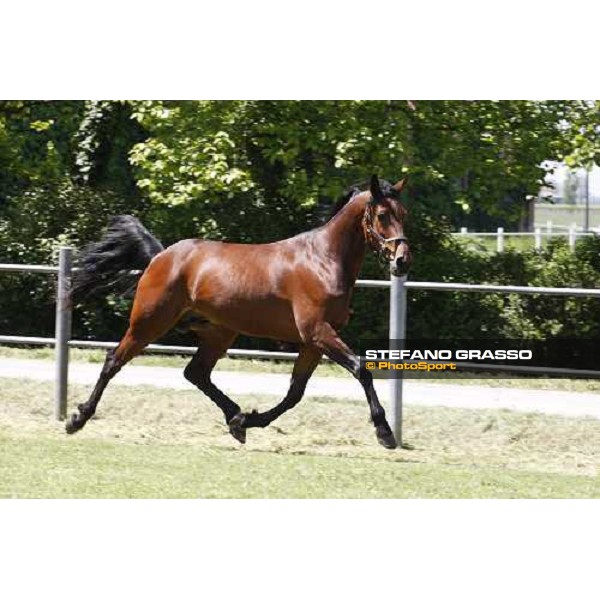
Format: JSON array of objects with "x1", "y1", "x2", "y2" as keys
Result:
[
  {"x1": 453, "y1": 233, "x2": 587, "y2": 253},
  {"x1": 0, "y1": 344, "x2": 345, "y2": 376},
  {"x1": 535, "y1": 204, "x2": 600, "y2": 229},
  {"x1": 455, "y1": 235, "x2": 537, "y2": 254},
  {"x1": 1, "y1": 378, "x2": 599, "y2": 498}
]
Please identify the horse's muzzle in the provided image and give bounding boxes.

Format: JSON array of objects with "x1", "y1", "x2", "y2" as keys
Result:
[{"x1": 390, "y1": 242, "x2": 411, "y2": 277}]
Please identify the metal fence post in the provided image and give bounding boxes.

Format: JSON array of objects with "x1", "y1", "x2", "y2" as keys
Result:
[
  {"x1": 569, "y1": 226, "x2": 576, "y2": 252},
  {"x1": 497, "y1": 227, "x2": 504, "y2": 252},
  {"x1": 534, "y1": 227, "x2": 542, "y2": 250},
  {"x1": 389, "y1": 274, "x2": 407, "y2": 446},
  {"x1": 54, "y1": 247, "x2": 73, "y2": 420}
]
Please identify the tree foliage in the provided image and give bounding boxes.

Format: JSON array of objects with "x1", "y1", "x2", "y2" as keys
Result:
[
  {"x1": 559, "y1": 100, "x2": 600, "y2": 169},
  {"x1": 0, "y1": 100, "x2": 599, "y2": 346},
  {"x1": 0, "y1": 101, "x2": 84, "y2": 203},
  {"x1": 128, "y1": 100, "x2": 584, "y2": 236}
]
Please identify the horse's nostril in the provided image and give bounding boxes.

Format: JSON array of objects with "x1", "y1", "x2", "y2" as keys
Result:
[{"x1": 393, "y1": 253, "x2": 411, "y2": 275}]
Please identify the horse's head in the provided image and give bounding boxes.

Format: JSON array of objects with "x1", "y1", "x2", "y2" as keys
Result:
[{"x1": 363, "y1": 174, "x2": 411, "y2": 276}]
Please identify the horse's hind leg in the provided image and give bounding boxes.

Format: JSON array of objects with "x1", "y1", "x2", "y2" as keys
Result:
[
  {"x1": 65, "y1": 330, "x2": 144, "y2": 433},
  {"x1": 230, "y1": 345, "x2": 322, "y2": 435},
  {"x1": 183, "y1": 325, "x2": 243, "y2": 439},
  {"x1": 66, "y1": 281, "x2": 185, "y2": 434}
]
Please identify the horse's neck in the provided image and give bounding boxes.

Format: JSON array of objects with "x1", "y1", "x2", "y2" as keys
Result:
[{"x1": 320, "y1": 193, "x2": 368, "y2": 287}]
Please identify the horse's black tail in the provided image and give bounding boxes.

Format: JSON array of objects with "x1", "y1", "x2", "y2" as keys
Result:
[{"x1": 70, "y1": 215, "x2": 164, "y2": 304}]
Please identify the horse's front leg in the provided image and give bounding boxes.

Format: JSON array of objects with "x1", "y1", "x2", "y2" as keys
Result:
[
  {"x1": 183, "y1": 325, "x2": 243, "y2": 440},
  {"x1": 302, "y1": 320, "x2": 397, "y2": 450},
  {"x1": 229, "y1": 346, "x2": 322, "y2": 437}
]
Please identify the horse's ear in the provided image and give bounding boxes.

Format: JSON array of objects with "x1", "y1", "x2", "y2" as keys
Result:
[
  {"x1": 392, "y1": 177, "x2": 408, "y2": 194},
  {"x1": 370, "y1": 174, "x2": 384, "y2": 203}
]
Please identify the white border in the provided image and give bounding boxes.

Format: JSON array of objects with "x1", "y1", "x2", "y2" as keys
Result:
[
  {"x1": 2, "y1": 2, "x2": 599, "y2": 598},
  {"x1": 1, "y1": 501, "x2": 598, "y2": 599},
  {"x1": 3, "y1": 2, "x2": 600, "y2": 99}
]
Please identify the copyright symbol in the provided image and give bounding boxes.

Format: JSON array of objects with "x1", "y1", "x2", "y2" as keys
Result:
[{"x1": 366, "y1": 362, "x2": 375, "y2": 370}]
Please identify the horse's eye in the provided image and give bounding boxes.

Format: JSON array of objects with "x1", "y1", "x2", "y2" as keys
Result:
[{"x1": 377, "y1": 213, "x2": 390, "y2": 225}]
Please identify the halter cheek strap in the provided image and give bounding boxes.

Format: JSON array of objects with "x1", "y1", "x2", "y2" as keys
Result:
[{"x1": 362, "y1": 203, "x2": 408, "y2": 264}]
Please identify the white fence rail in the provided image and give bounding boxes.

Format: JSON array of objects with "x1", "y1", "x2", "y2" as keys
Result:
[
  {"x1": 2, "y1": 248, "x2": 600, "y2": 445},
  {"x1": 455, "y1": 224, "x2": 597, "y2": 252}
]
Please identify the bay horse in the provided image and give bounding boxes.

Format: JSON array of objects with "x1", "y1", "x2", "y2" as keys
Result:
[{"x1": 67, "y1": 175, "x2": 411, "y2": 449}]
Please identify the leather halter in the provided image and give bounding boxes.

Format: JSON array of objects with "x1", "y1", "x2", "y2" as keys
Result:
[{"x1": 362, "y1": 199, "x2": 408, "y2": 266}]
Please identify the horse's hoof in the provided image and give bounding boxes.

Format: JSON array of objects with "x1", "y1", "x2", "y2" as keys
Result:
[
  {"x1": 65, "y1": 414, "x2": 83, "y2": 435},
  {"x1": 228, "y1": 413, "x2": 247, "y2": 444},
  {"x1": 376, "y1": 430, "x2": 397, "y2": 450}
]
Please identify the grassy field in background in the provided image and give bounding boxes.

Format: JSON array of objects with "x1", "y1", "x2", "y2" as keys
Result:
[
  {"x1": 0, "y1": 344, "x2": 344, "y2": 377},
  {"x1": 0, "y1": 378, "x2": 599, "y2": 498},
  {"x1": 453, "y1": 233, "x2": 590, "y2": 253},
  {"x1": 534, "y1": 204, "x2": 600, "y2": 229},
  {"x1": 455, "y1": 235, "x2": 537, "y2": 253}
]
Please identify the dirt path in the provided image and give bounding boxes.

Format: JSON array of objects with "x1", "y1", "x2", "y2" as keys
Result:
[{"x1": 0, "y1": 357, "x2": 598, "y2": 419}]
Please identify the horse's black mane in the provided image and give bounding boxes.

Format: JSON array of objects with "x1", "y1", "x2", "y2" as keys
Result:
[{"x1": 328, "y1": 178, "x2": 400, "y2": 221}]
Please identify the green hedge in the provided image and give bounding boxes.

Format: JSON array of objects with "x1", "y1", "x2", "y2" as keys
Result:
[{"x1": 1, "y1": 191, "x2": 600, "y2": 351}]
